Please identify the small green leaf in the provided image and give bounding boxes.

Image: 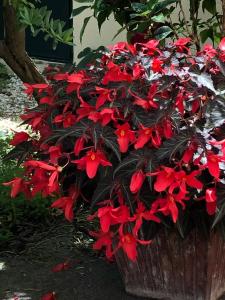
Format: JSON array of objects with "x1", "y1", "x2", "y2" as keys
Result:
[
  {"x1": 72, "y1": 5, "x2": 91, "y2": 17},
  {"x1": 151, "y1": 13, "x2": 166, "y2": 23},
  {"x1": 154, "y1": 25, "x2": 172, "y2": 40},
  {"x1": 112, "y1": 26, "x2": 126, "y2": 40},
  {"x1": 131, "y1": 2, "x2": 146, "y2": 13},
  {"x1": 80, "y1": 16, "x2": 92, "y2": 43}
]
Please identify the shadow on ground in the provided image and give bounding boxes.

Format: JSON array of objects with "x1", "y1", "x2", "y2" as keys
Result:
[{"x1": 0, "y1": 223, "x2": 148, "y2": 300}]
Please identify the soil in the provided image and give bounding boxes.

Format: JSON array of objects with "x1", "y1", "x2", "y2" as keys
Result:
[{"x1": 0, "y1": 222, "x2": 149, "y2": 300}]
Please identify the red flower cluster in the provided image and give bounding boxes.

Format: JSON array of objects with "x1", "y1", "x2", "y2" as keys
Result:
[{"x1": 4, "y1": 38, "x2": 225, "y2": 261}]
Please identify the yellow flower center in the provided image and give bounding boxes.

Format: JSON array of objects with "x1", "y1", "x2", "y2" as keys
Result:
[
  {"x1": 90, "y1": 154, "x2": 96, "y2": 160},
  {"x1": 120, "y1": 130, "x2": 126, "y2": 137},
  {"x1": 145, "y1": 129, "x2": 151, "y2": 135}
]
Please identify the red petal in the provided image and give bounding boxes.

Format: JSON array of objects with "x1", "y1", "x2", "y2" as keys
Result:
[
  {"x1": 219, "y1": 37, "x2": 225, "y2": 51},
  {"x1": 10, "y1": 132, "x2": 29, "y2": 146},
  {"x1": 52, "y1": 262, "x2": 70, "y2": 272},
  {"x1": 168, "y1": 201, "x2": 178, "y2": 223},
  {"x1": 154, "y1": 172, "x2": 174, "y2": 192},
  {"x1": 130, "y1": 170, "x2": 145, "y2": 193},
  {"x1": 122, "y1": 237, "x2": 137, "y2": 261},
  {"x1": 207, "y1": 159, "x2": 220, "y2": 179},
  {"x1": 41, "y1": 292, "x2": 56, "y2": 300},
  {"x1": 65, "y1": 199, "x2": 74, "y2": 222},
  {"x1": 100, "y1": 214, "x2": 111, "y2": 233},
  {"x1": 118, "y1": 136, "x2": 129, "y2": 153},
  {"x1": 86, "y1": 159, "x2": 99, "y2": 178}
]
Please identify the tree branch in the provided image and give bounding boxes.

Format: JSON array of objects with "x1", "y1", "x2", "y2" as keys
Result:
[
  {"x1": 1, "y1": 4, "x2": 46, "y2": 84},
  {"x1": 0, "y1": 40, "x2": 4, "y2": 58},
  {"x1": 222, "y1": 0, "x2": 225, "y2": 35}
]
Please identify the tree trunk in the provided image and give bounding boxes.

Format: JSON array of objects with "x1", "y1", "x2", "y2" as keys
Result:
[
  {"x1": 0, "y1": 4, "x2": 46, "y2": 84},
  {"x1": 222, "y1": 0, "x2": 225, "y2": 36}
]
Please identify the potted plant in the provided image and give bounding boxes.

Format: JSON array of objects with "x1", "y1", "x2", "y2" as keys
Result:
[{"x1": 4, "y1": 38, "x2": 225, "y2": 299}]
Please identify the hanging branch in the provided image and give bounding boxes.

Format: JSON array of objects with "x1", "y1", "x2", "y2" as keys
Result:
[{"x1": 178, "y1": 0, "x2": 200, "y2": 50}]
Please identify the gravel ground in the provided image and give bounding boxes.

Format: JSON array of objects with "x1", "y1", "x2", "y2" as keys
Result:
[{"x1": 0, "y1": 61, "x2": 45, "y2": 135}]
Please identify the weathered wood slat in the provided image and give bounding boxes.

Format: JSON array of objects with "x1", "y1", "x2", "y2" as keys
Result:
[{"x1": 115, "y1": 229, "x2": 225, "y2": 300}]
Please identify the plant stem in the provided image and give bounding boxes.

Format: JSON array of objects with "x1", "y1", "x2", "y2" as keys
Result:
[{"x1": 178, "y1": 0, "x2": 200, "y2": 50}]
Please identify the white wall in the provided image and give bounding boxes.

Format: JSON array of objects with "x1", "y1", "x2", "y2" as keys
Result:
[
  {"x1": 73, "y1": 0, "x2": 222, "y2": 61},
  {"x1": 73, "y1": 6, "x2": 127, "y2": 60}
]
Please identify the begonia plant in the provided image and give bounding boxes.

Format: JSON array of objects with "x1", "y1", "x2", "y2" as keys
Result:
[{"x1": 4, "y1": 37, "x2": 225, "y2": 262}]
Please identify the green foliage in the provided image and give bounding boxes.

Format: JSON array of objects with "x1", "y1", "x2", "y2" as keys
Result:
[
  {"x1": 74, "y1": 0, "x2": 224, "y2": 48},
  {"x1": 3, "y1": 0, "x2": 73, "y2": 50},
  {"x1": 0, "y1": 134, "x2": 53, "y2": 250},
  {"x1": 73, "y1": 0, "x2": 178, "y2": 42}
]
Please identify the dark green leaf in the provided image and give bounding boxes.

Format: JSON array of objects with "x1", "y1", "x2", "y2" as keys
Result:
[
  {"x1": 77, "y1": 47, "x2": 92, "y2": 58},
  {"x1": 154, "y1": 25, "x2": 172, "y2": 40},
  {"x1": 72, "y1": 5, "x2": 90, "y2": 17},
  {"x1": 202, "y1": 0, "x2": 216, "y2": 15},
  {"x1": 97, "y1": 10, "x2": 110, "y2": 32},
  {"x1": 80, "y1": 16, "x2": 92, "y2": 43},
  {"x1": 91, "y1": 176, "x2": 113, "y2": 208},
  {"x1": 101, "y1": 126, "x2": 121, "y2": 161},
  {"x1": 131, "y1": 2, "x2": 146, "y2": 13},
  {"x1": 4, "y1": 142, "x2": 34, "y2": 166},
  {"x1": 156, "y1": 131, "x2": 191, "y2": 161},
  {"x1": 112, "y1": 27, "x2": 126, "y2": 40},
  {"x1": 151, "y1": 0, "x2": 178, "y2": 15}
]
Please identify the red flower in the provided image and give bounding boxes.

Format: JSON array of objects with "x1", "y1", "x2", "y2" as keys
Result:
[
  {"x1": 149, "y1": 167, "x2": 175, "y2": 192},
  {"x1": 51, "y1": 196, "x2": 75, "y2": 222},
  {"x1": 151, "y1": 58, "x2": 163, "y2": 73},
  {"x1": 152, "y1": 192, "x2": 188, "y2": 223},
  {"x1": 174, "y1": 38, "x2": 191, "y2": 52},
  {"x1": 95, "y1": 86, "x2": 114, "y2": 109},
  {"x1": 130, "y1": 170, "x2": 145, "y2": 193},
  {"x1": 203, "y1": 44, "x2": 217, "y2": 58},
  {"x1": 134, "y1": 126, "x2": 161, "y2": 149},
  {"x1": 90, "y1": 230, "x2": 113, "y2": 259},
  {"x1": 73, "y1": 149, "x2": 112, "y2": 178},
  {"x1": 74, "y1": 137, "x2": 85, "y2": 156},
  {"x1": 206, "y1": 152, "x2": 221, "y2": 179},
  {"x1": 97, "y1": 205, "x2": 130, "y2": 233},
  {"x1": 10, "y1": 131, "x2": 29, "y2": 146},
  {"x1": 169, "y1": 170, "x2": 203, "y2": 195},
  {"x1": 51, "y1": 187, "x2": 80, "y2": 222},
  {"x1": 40, "y1": 96, "x2": 54, "y2": 106},
  {"x1": 129, "y1": 202, "x2": 161, "y2": 235},
  {"x1": 132, "y1": 64, "x2": 144, "y2": 79},
  {"x1": 52, "y1": 261, "x2": 71, "y2": 272},
  {"x1": 53, "y1": 112, "x2": 76, "y2": 128},
  {"x1": 23, "y1": 83, "x2": 48, "y2": 97},
  {"x1": 41, "y1": 292, "x2": 56, "y2": 300},
  {"x1": 138, "y1": 39, "x2": 160, "y2": 56},
  {"x1": 219, "y1": 37, "x2": 225, "y2": 51},
  {"x1": 115, "y1": 123, "x2": 135, "y2": 153},
  {"x1": 118, "y1": 226, "x2": 151, "y2": 261},
  {"x1": 3, "y1": 177, "x2": 24, "y2": 198},
  {"x1": 48, "y1": 146, "x2": 62, "y2": 164},
  {"x1": 182, "y1": 142, "x2": 198, "y2": 163},
  {"x1": 102, "y1": 62, "x2": 132, "y2": 85},
  {"x1": 205, "y1": 188, "x2": 217, "y2": 215}
]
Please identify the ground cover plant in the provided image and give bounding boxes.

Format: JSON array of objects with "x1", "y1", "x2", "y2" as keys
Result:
[
  {"x1": 0, "y1": 133, "x2": 54, "y2": 251},
  {"x1": 4, "y1": 38, "x2": 225, "y2": 262}
]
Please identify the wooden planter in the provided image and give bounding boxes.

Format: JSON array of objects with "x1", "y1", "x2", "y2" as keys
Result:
[{"x1": 115, "y1": 229, "x2": 225, "y2": 300}]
